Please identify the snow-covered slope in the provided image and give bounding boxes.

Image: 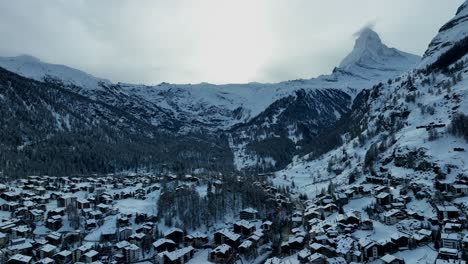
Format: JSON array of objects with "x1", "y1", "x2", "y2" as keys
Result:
[
  {"x1": 421, "y1": 1, "x2": 468, "y2": 66},
  {"x1": 0, "y1": 55, "x2": 111, "y2": 92},
  {"x1": 277, "y1": 1, "x2": 468, "y2": 196}
]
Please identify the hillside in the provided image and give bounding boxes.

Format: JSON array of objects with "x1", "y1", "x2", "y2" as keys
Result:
[{"x1": 277, "y1": 1, "x2": 468, "y2": 199}]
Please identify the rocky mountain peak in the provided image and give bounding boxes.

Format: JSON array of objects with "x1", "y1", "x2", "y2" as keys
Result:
[{"x1": 337, "y1": 27, "x2": 420, "y2": 80}]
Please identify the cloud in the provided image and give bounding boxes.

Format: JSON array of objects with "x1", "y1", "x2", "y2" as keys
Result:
[
  {"x1": 0, "y1": 0, "x2": 464, "y2": 84},
  {"x1": 353, "y1": 21, "x2": 377, "y2": 37}
]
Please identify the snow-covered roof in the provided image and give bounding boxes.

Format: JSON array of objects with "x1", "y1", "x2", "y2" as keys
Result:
[
  {"x1": 40, "y1": 244, "x2": 57, "y2": 253},
  {"x1": 441, "y1": 233, "x2": 461, "y2": 241},
  {"x1": 9, "y1": 254, "x2": 32, "y2": 263},
  {"x1": 215, "y1": 229, "x2": 240, "y2": 241},
  {"x1": 241, "y1": 208, "x2": 258, "y2": 214},
  {"x1": 164, "y1": 246, "x2": 194, "y2": 261},
  {"x1": 380, "y1": 254, "x2": 400, "y2": 263},
  {"x1": 153, "y1": 238, "x2": 175, "y2": 248},
  {"x1": 164, "y1": 227, "x2": 183, "y2": 237},
  {"x1": 84, "y1": 250, "x2": 99, "y2": 258},
  {"x1": 212, "y1": 244, "x2": 231, "y2": 254},
  {"x1": 239, "y1": 240, "x2": 253, "y2": 248}
]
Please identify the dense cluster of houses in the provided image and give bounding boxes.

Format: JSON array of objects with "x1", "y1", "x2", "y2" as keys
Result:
[
  {"x1": 265, "y1": 172, "x2": 468, "y2": 264},
  {"x1": 0, "y1": 175, "x2": 279, "y2": 264},
  {"x1": 0, "y1": 175, "x2": 165, "y2": 264}
]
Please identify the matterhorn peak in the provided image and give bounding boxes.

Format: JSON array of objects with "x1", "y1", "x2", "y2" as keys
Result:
[
  {"x1": 339, "y1": 27, "x2": 387, "y2": 69},
  {"x1": 336, "y1": 27, "x2": 420, "y2": 80},
  {"x1": 353, "y1": 27, "x2": 383, "y2": 51}
]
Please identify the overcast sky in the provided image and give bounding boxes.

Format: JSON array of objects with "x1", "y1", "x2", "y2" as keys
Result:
[{"x1": 0, "y1": 0, "x2": 464, "y2": 84}]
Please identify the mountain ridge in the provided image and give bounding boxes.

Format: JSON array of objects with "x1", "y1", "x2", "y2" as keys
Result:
[{"x1": 0, "y1": 29, "x2": 422, "y2": 173}]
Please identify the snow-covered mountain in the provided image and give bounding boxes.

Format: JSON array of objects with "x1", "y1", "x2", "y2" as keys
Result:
[
  {"x1": 421, "y1": 1, "x2": 468, "y2": 67},
  {"x1": 277, "y1": 1, "x2": 468, "y2": 199},
  {"x1": 0, "y1": 55, "x2": 111, "y2": 92},
  {"x1": 339, "y1": 27, "x2": 421, "y2": 81},
  {"x1": 0, "y1": 28, "x2": 420, "y2": 173}
]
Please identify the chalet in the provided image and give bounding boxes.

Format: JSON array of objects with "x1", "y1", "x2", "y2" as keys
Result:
[
  {"x1": 308, "y1": 253, "x2": 326, "y2": 264},
  {"x1": 309, "y1": 242, "x2": 335, "y2": 257},
  {"x1": 153, "y1": 238, "x2": 176, "y2": 252},
  {"x1": 11, "y1": 226, "x2": 30, "y2": 239},
  {"x1": 53, "y1": 250, "x2": 72, "y2": 264},
  {"x1": 85, "y1": 219, "x2": 97, "y2": 230},
  {"x1": 436, "y1": 205, "x2": 460, "y2": 221},
  {"x1": 83, "y1": 250, "x2": 99, "y2": 263},
  {"x1": 444, "y1": 222, "x2": 462, "y2": 233},
  {"x1": 452, "y1": 184, "x2": 468, "y2": 195},
  {"x1": 185, "y1": 232, "x2": 208, "y2": 248},
  {"x1": 7, "y1": 254, "x2": 32, "y2": 264},
  {"x1": 39, "y1": 244, "x2": 57, "y2": 259},
  {"x1": 361, "y1": 219, "x2": 374, "y2": 230},
  {"x1": 297, "y1": 248, "x2": 311, "y2": 263},
  {"x1": 359, "y1": 239, "x2": 380, "y2": 261},
  {"x1": 3, "y1": 202, "x2": 20, "y2": 212},
  {"x1": 261, "y1": 220, "x2": 273, "y2": 233},
  {"x1": 0, "y1": 232, "x2": 8, "y2": 246},
  {"x1": 390, "y1": 233, "x2": 409, "y2": 249},
  {"x1": 114, "y1": 240, "x2": 131, "y2": 256},
  {"x1": 380, "y1": 254, "x2": 405, "y2": 264},
  {"x1": 436, "y1": 180, "x2": 454, "y2": 192},
  {"x1": 96, "y1": 203, "x2": 110, "y2": 214},
  {"x1": 74, "y1": 242, "x2": 94, "y2": 262},
  {"x1": 335, "y1": 193, "x2": 349, "y2": 206},
  {"x1": 128, "y1": 232, "x2": 145, "y2": 247},
  {"x1": 164, "y1": 228, "x2": 184, "y2": 244},
  {"x1": 336, "y1": 236, "x2": 356, "y2": 262},
  {"x1": 238, "y1": 240, "x2": 254, "y2": 256},
  {"x1": 35, "y1": 258, "x2": 54, "y2": 264},
  {"x1": 2, "y1": 192, "x2": 20, "y2": 202},
  {"x1": 240, "y1": 208, "x2": 258, "y2": 221},
  {"x1": 8, "y1": 239, "x2": 33, "y2": 256},
  {"x1": 57, "y1": 195, "x2": 76, "y2": 208},
  {"x1": 441, "y1": 233, "x2": 461, "y2": 250},
  {"x1": 288, "y1": 235, "x2": 305, "y2": 250},
  {"x1": 209, "y1": 244, "x2": 234, "y2": 264},
  {"x1": 157, "y1": 246, "x2": 194, "y2": 264},
  {"x1": 117, "y1": 226, "x2": 132, "y2": 241},
  {"x1": 305, "y1": 209, "x2": 322, "y2": 222},
  {"x1": 463, "y1": 234, "x2": 468, "y2": 252},
  {"x1": 118, "y1": 215, "x2": 130, "y2": 226},
  {"x1": 323, "y1": 204, "x2": 339, "y2": 216},
  {"x1": 376, "y1": 192, "x2": 392, "y2": 206},
  {"x1": 233, "y1": 220, "x2": 256, "y2": 237},
  {"x1": 411, "y1": 229, "x2": 432, "y2": 246},
  {"x1": 248, "y1": 230, "x2": 266, "y2": 246},
  {"x1": 123, "y1": 244, "x2": 142, "y2": 263},
  {"x1": 76, "y1": 199, "x2": 90, "y2": 210},
  {"x1": 26, "y1": 209, "x2": 45, "y2": 222},
  {"x1": 438, "y1": 247, "x2": 459, "y2": 260},
  {"x1": 46, "y1": 232, "x2": 62, "y2": 246},
  {"x1": 214, "y1": 229, "x2": 241, "y2": 248},
  {"x1": 87, "y1": 210, "x2": 103, "y2": 220},
  {"x1": 378, "y1": 239, "x2": 397, "y2": 255},
  {"x1": 383, "y1": 209, "x2": 405, "y2": 225},
  {"x1": 327, "y1": 257, "x2": 347, "y2": 264}
]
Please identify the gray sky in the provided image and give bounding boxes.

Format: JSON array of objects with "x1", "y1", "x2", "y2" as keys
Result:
[{"x1": 0, "y1": 0, "x2": 464, "y2": 84}]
